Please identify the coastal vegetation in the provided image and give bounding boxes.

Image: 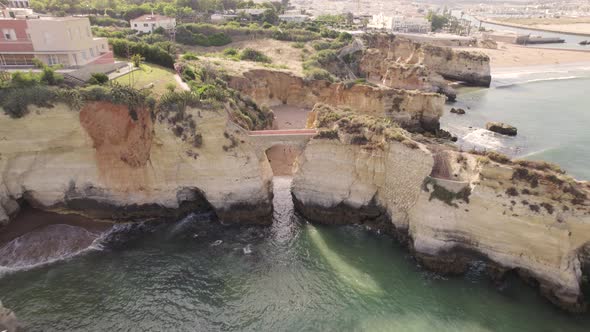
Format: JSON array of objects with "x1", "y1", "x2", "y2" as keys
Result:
[{"x1": 113, "y1": 63, "x2": 179, "y2": 96}]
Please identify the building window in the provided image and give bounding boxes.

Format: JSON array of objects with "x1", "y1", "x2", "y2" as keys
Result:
[
  {"x1": 2, "y1": 29, "x2": 16, "y2": 40},
  {"x1": 67, "y1": 28, "x2": 72, "y2": 40},
  {"x1": 87, "y1": 27, "x2": 91, "y2": 37},
  {"x1": 101, "y1": 44, "x2": 105, "y2": 50},
  {"x1": 134, "y1": 23, "x2": 137, "y2": 27},
  {"x1": 144, "y1": 23, "x2": 148, "y2": 27},
  {"x1": 43, "y1": 32, "x2": 52, "y2": 44},
  {"x1": 82, "y1": 51, "x2": 87, "y2": 60},
  {"x1": 89, "y1": 47, "x2": 94, "y2": 57},
  {"x1": 48, "y1": 54, "x2": 59, "y2": 66}
]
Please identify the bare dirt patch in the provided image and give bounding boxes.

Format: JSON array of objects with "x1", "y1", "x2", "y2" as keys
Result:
[
  {"x1": 272, "y1": 105, "x2": 310, "y2": 129},
  {"x1": 187, "y1": 38, "x2": 314, "y2": 75}
]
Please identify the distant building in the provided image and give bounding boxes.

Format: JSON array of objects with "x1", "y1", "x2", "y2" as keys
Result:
[
  {"x1": 279, "y1": 14, "x2": 309, "y2": 23},
  {"x1": 130, "y1": 14, "x2": 176, "y2": 34},
  {"x1": 5, "y1": 0, "x2": 30, "y2": 8},
  {"x1": 1, "y1": 1, "x2": 34, "y2": 19},
  {"x1": 368, "y1": 14, "x2": 430, "y2": 33},
  {"x1": 367, "y1": 13, "x2": 394, "y2": 30},
  {"x1": 237, "y1": 8, "x2": 266, "y2": 18},
  {"x1": 0, "y1": 16, "x2": 112, "y2": 67}
]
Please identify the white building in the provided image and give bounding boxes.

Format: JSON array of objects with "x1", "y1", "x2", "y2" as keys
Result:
[
  {"x1": 367, "y1": 13, "x2": 393, "y2": 30},
  {"x1": 130, "y1": 14, "x2": 176, "y2": 34},
  {"x1": 368, "y1": 14, "x2": 430, "y2": 34},
  {"x1": 279, "y1": 14, "x2": 309, "y2": 23}
]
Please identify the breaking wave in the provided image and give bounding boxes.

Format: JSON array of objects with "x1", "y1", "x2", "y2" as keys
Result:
[{"x1": 0, "y1": 224, "x2": 105, "y2": 276}]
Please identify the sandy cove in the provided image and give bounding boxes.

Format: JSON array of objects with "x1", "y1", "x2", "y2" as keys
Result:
[{"x1": 455, "y1": 42, "x2": 590, "y2": 70}]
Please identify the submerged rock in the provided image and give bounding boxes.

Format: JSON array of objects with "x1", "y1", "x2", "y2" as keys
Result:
[
  {"x1": 0, "y1": 300, "x2": 20, "y2": 332},
  {"x1": 486, "y1": 122, "x2": 517, "y2": 136},
  {"x1": 450, "y1": 108, "x2": 466, "y2": 115}
]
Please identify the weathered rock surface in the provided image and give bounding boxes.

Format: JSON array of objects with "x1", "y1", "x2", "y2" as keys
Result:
[
  {"x1": 228, "y1": 69, "x2": 445, "y2": 132},
  {"x1": 487, "y1": 121, "x2": 518, "y2": 136},
  {"x1": 0, "y1": 103, "x2": 274, "y2": 226},
  {"x1": 292, "y1": 107, "x2": 590, "y2": 312},
  {"x1": 360, "y1": 34, "x2": 491, "y2": 89},
  {"x1": 450, "y1": 107, "x2": 466, "y2": 115}
]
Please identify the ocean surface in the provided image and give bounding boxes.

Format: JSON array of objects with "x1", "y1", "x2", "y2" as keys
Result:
[
  {"x1": 441, "y1": 67, "x2": 590, "y2": 180},
  {"x1": 1, "y1": 177, "x2": 590, "y2": 331}
]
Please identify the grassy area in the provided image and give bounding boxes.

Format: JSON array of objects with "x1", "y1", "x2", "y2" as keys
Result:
[{"x1": 113, "y1": 63, "x2": 179, "y2": 96}]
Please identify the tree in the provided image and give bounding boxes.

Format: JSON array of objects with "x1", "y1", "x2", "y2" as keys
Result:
[
  {"x1": 427, "y1": 11, "x2": 448, "y2": 31},
  {"x1": 131, "y1": 54, "x2": 145, "y2": 68},
  {"x1": 261, "y1": 8, "x2": 278, "y2": 25}
]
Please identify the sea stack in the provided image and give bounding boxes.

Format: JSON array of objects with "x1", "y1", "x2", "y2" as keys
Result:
[{"x1": 486, "y1": 122, "x2": 518, "y2": 136}]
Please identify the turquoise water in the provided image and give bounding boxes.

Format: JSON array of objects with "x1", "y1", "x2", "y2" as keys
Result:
[
  {"x1": 1, "y1": 177, "x2": 590, "y2": 331},
  {"x1": 441, "y1": 75, "x2": 590, "y2": 180}
]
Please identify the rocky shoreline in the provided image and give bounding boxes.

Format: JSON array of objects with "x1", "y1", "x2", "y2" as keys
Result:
[{"x1": 2, "y1": 34, "x2": 589, "y2": 315}]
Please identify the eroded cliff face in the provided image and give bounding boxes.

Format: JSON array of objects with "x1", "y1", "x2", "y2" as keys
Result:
[
  {"x1": 0, "y1": 102, "x2": 273, "y2": 226},
  {"x1": 228, "y1": 69, "x2": 445, "y2": 132},
  {"x1": 292, "y1": 106, "x2": 590, "y2": 312},
  {"x1": 359, "y1": 34, "x2": 491, "y2": 89}
]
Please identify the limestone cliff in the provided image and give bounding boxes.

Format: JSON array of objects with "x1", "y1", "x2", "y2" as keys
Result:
[
  {"x1": 228, "y1": 69, "x2": 445, "y2": 132},
  {"x1": 292, "y1": 106, "x2": 590, "y2": 312},
  {"x1": 359, "y1": 34, "x2": 491, "y2": 89},
  {"x1": 0, "y1": 102, "x2": 274, "y2": 226}
]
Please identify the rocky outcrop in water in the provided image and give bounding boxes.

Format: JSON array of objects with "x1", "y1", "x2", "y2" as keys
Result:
[
  {"x1": 486, "y1": 122, "x2": 518, "y2": 136},
  {"x1": 292, "y1": 105, "x2": 590, "y2": 312},
  {"x1": 0, "y1": 102, "x2": 273, "y2": 227}
]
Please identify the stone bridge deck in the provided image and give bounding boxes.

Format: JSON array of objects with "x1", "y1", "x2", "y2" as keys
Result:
[{"x1": 247, "y1": 129, "x2": 318, "y2": 151}]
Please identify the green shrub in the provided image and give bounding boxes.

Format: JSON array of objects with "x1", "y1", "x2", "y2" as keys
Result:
[
  {"x1": 239, "y1": 48, "x2": 271, "y2": 63},
  {"x1": 109, "y1": 38, "x2": 175, "y2": 68},
  {"x1": 292, "y1": 42, "x2": 305, "y2": 48},
  {"x1": 195, "y1": 84, "x2": 227, "y2": 101},
  {"x1": 223, "y1": 47, "x2": 239, "y2": 56},
  {"x1": 88, "y1": 72, "x2": 109, "y2": 85},
  {"x1": 304, "y1": 68, "x2": 334, "y2": 82},
  {"x1": 312, "y1": 40, "x2": 331, "y2": 51},
  {"x1": 182, "y1": 52, "x2": 199, "y2": 61},
  {"x1": 337, "y1": 32, "x2": 353, "y2": 42},
  {"x1": 0, "y1": 85, "x2": 56, "y2": 118},
  {"x1": 10, "y1": 71, "x2": 40, "y2": 87}
]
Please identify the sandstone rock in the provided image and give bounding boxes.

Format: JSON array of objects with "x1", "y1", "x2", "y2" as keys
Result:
[
  {"x1": 0, "y1": 103, "x2": 274, "y2": 226},
  {"x1": 0, "y1": 300, "x2": 19, "y2": 332},
  {"x1": 292, "y1": 116, "x2": 590, "y2": 312},
  {"x1": 450, "y1": 108, "x2": 466, "y2": 115},
  {"x1": 228, "y1": 69, "x2": 445, "y2": 133},
  {"x1": 486, "y1": 122, "x2": 518, "y2": 136},
  {"x1": 361, "y1": 34, "x2": 492, "y2": 87}
]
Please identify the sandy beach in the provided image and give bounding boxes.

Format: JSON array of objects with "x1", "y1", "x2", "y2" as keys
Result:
[{"x1": 456, "y1": 42, "x2": 590, "y2": 69}]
